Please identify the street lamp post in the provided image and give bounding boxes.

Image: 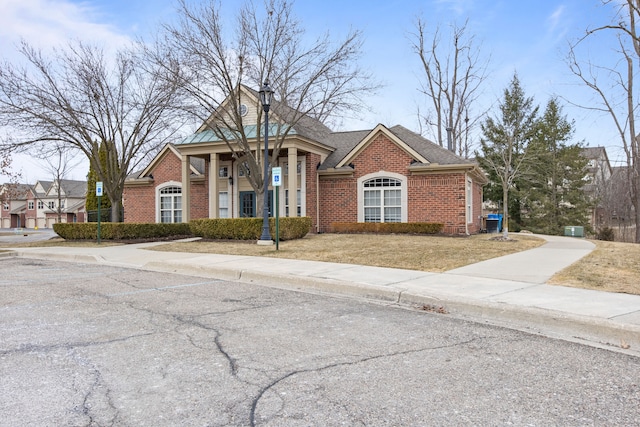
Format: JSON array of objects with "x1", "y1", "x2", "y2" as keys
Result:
[{"x1": 258, "y1": 80, "x2": 274, "y2": 244}]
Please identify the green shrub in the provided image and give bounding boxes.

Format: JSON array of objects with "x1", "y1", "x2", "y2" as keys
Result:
[
  {"x1": 276, "y1": 217, "x2": 313, "y2": 240},
  {"x1": 53, "y1": 222, "x2": 192, "y2": 240},
  {"x1": 329, "y1": 222, "x2": 444, "y2": 234},
  {"x1": 596, "y1": 226, "x2": 615, "y2": 241},
  {"x1": 54, "y1": 218, "x2": 312, "y2": 241},
  {"x1": 189, "y1": 217, "x2": 312, "y2": 240}
]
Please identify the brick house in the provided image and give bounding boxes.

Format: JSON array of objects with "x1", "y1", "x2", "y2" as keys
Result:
[{"x1": 124, "y1": 87, "x2": 487, "y2": 234}]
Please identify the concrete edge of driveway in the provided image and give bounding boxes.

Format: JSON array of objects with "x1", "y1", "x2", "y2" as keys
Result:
[
  {"x1": 9, "y1": 250, "x2": 99, "y2": 264},
  {"x1": 4, "y1": 248, "x2": 640, "y2": 358}
]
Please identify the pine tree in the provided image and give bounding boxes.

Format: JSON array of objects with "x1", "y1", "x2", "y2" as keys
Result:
[
  {"x1": 477, "y1": 73, "x2": 539, "y2": 237},
  {"x1": 523, "y1": 98, "x2": 592, "y2": 234}
]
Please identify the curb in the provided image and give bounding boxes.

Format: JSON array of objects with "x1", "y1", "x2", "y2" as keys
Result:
[
  {"x1": 6, "y1": 250, "x2": 640, "y2": 358},
  {"x1": 144, "y1": 258, "x2": 640, "y2": 357},
  {"x1": 11, "y1": 250, "x2": 99, "y2": 264}
]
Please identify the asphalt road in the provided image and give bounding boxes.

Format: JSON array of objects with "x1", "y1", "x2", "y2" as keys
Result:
[{"x1": 1, "y1": 258, "x2": 639, "y2": 426}]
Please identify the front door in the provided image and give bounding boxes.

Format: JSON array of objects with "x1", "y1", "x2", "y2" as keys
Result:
[
  {"x1": 239, "y1": 192, "x2": 256, "y2": 217},
  {"x1": 239, "y1": 191, "x2": 274, "y2": 218}
]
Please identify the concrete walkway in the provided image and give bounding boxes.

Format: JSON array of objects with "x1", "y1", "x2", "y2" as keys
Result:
[{"x1": 2, "y1": 233, "x2": 639, "y2": 356}]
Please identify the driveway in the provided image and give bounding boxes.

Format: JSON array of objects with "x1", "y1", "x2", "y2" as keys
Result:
[{"x1": 0, "y1": 228, "x2": 58, "y2": 244}]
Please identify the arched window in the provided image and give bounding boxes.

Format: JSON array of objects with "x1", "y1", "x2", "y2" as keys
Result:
[
  {"x1": 362, "y1": 177, "x2": 402, "y2": 223},
  {"x1": 159, "y1": 185, "x2": 182, "y2": 223}
]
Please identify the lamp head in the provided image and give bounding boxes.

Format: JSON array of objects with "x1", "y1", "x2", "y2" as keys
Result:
[{"x1": 259, "y1": 80, "x2": 273, "y2": 110}]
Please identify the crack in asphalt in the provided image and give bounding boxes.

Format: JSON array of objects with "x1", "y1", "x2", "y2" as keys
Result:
[
  {"x1": 68, "y1": 349, "x2": 118, "y2": 427},
  {"x1": 248, "y1": 337, "x2": 480, "y2": 426},
  {"x1": 0, "y1": 333, "x2": 155, "y2": 356},
  {"x1": 174, "y1": 315, "x2": 239, "y2": 377}
]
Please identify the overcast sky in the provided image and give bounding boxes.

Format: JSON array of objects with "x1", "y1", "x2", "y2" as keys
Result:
[{"x1": 0, "y1": 0, "x2": 628, "y2": 182}]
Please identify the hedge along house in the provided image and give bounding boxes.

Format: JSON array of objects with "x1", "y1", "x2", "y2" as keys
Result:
[{"x1": 123, "y1": 86, "x2": 488, "y2": 234}]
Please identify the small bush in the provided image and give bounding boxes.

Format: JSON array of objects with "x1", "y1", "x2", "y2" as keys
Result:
[
  {"x1": 53, "y1": 222, "x2": 192, "y2": 240},
  {"x1": 329, "y1": 222, "x2": 444, "y2": 234},
  {"x1": 189, "y1": 217, "x2": 312, "y2": 240},
  {"x1": 596, "y1": 227, "x2": 615, "y2": 241}
]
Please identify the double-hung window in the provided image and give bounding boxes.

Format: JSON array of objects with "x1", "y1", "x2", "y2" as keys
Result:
[{"x1": 218, "y1": 192, "x2": 229, "y2": 218}]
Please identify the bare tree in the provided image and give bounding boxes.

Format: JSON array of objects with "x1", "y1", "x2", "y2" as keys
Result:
[
  {"x1": 40, "y1": 144, "x2": 82, "y2": 223},
  {"x1": 410, "y1": 18, "x2": 489, "y2": 157},
  {"x1": 145, "y1": 0, "x2": 376, "y2": 212},
  {"x1": 567, "y1": 0, "x2": 640, "y2": 243},
  {"x1": 604, "y1": 166, "x2": 636, "y2": 241},
  {"x1": 0, "y1": 148, "x2": 22, "y2": 204},
  {"x1": 0, "y1": 41, "x2": 183, "y2": 221}
]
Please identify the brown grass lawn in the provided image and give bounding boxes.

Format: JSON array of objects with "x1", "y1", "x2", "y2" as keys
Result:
[
  {"x1": 547, "y1": 240, "x2": 640, "y2": 295},
  {"x1": 150, "y1": 233, "x2": 544, "y2": 272},
  {"x1": 3, "y1": 232, "x2": 639, "y2": 295},
  {"x1": 148, "y1": 233, "x2": 640, "y2": 295}
]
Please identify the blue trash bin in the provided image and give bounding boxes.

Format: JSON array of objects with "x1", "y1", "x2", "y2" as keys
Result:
[{"x1": 487, "y1": 214, "x2": 503, "y2": 232}]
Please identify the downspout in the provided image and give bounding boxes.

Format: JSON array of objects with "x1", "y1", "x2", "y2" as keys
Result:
[
  {"x1": 465, "y1": 173, "x2": 470, "y2": 236},
  {"x1": 316, "y1": 163, "x2": 320, "y2": 233}
]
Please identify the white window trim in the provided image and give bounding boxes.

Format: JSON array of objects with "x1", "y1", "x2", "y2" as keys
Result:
[
  {"x1": 357, "y1": 171, "x2": 408, "y2": 223},
  {"x1": 156, "y1": 181, "x2": 182, "y2": 223}
]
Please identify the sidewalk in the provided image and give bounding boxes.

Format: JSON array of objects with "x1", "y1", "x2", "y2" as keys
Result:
[{"x1": 3, "y1": 234, "x2": 640, "y2": 356}]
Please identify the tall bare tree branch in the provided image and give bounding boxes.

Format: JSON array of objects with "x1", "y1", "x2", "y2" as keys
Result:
[
  {"x1": 410, "y1": 18, "x2": 489, "y2": 157},
  {"x1": 567, "y1": 0, "x2": 640, "y2": 242},
  {"x1": 0, "y1": 41, "x2": 184, "y2": 221},
  {"x1": 144, "y1": 0, "x2": 377, "y2": 210}
]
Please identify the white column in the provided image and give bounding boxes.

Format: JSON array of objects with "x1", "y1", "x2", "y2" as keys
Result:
[
  {"x1": 288, "y1": 147, "x2": 298, "y2": 217},
  {"x1": 181, "y1": 155, "x2": 191, "y2": 222},
  {"x1": 209, "y1": 154, "x2": 219, "y2": 218}
]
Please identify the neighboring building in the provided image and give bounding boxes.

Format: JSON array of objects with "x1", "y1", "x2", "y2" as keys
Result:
[
  {"x1": 581, "y1": 146, "x2": 613, "y2": 228},
  {"x1": 124, "y1": 87, "x2": 488, "y2": 235},
  {"x1": 0, "y1": 183, "x2": 31, "y2": 228},
  {"x1": 0, "y1": 179, "x2": 87, "y2": 229}
]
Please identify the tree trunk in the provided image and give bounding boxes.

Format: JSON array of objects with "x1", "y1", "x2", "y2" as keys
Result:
[
  {"x1": 109, "y1": 199, "x2": 118, "y2": 223},
  {"x1": 502, "y1": 182, "x2": 509, "y2": 239},
  {"x1": 634, "y1": 168, "x2": 640, "y2": 243}
]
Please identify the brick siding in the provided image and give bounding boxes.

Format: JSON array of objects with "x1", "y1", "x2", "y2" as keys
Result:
[
  {"x1": 124, "y1": 152, "x2": 209, "y2": 223},
  {"x1": 125, "y1": 134, "x2": 485, "y2": 235}
]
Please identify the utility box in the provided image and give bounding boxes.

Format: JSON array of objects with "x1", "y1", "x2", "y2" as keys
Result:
[{"x1": 564, "y1": 226, "x2": 584, "y2": 238}]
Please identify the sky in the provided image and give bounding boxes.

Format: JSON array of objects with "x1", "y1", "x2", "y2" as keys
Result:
[{"x1": 0, "y1": 0, "x2": 630, "y2": 182}]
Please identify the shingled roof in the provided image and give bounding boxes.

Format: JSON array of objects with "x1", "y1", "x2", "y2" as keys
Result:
[
  {"x1": 178, "y1": 85, "x2": 333, "y2": 146},
  {"x1": 170, "y1": 86, "x2": 479, "y2": 173},
  {"x1": 318, "y1": 124, "x2": 475, "y2": 170}
]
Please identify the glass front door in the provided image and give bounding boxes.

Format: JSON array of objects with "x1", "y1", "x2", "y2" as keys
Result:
[
  {"x1": 239, "y1": 191, "x2": 273, "y2": 218},
  {"x1": 240, "y1": 192, "x2": 255, "y2": 217}
]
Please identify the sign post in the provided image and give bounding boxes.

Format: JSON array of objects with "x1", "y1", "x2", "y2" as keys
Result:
[
  {"x1": 96, "y1": 181, "x2": 103, "y2": 245},
  {"x1": 271, "y1": 167, "x2": 282, "y2": 250}
]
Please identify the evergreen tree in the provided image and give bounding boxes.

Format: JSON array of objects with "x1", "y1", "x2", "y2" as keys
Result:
[
  {"x1": 523, "y1": 98, "x2": 592, "y2": 234},
  {"x1": 85, "y1": 142, "x2": 111, "y2": 221},
  {"x1": 477, "y1": 73, "x2": 539, "y2": 237}
]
